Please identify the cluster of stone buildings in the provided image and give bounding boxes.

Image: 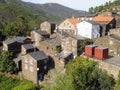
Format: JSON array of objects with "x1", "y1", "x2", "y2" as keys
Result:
[{"x1": 2, "y1": 12, "x2": 120, "y2": 83}]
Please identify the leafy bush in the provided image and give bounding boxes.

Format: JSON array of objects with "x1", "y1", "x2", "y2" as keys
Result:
[{"x1": 53, "y1": 57, "x2": 115, "y2": 90}]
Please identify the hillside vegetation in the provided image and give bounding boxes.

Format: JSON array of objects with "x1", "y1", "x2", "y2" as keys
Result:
[
  {"x1": 89, "y1": 0, "x2": 120, "y2": 13},
  {"x1": 0, "y1": 0, "x2": 61, "y2": 28}
]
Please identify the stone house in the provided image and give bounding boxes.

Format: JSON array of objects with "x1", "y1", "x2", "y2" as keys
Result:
[
  {"x1": 21, "y1": 44, "x2": 38, "y2": 55},
  {"x1": 55, "y1": 51, "x2": 73, "y2": 69},
  {"x1": 3, "y1": 36, "x2": 31, "y2": 54},
  {"x1": 109, "y1": 28, "x2": 120, "y2": 36},
  {"x1": 77, "y1": 20, "x2": 100, "y2": 39},
  {"x1": 37, "y1": 37, "x2": 61, "y2": 56},
  {"x1": 31, "y1": 30, "x2": 50, "y2": 46},
  {"x1": 40, "y1": 21, "x2": 59, "y2": 34},
  {"x1": 94, "y1": 34, "x2": 120, "y2": 56},
  {"x1": 58, "y1": 17, "x2": 80, "y2": 35},
  {"x1": 93, "y1": 16, "x2": 116, "y2": 36},
  {"x1": 3, "y1": 39, "x2": 20, "y2": 53},
  {"x1": 61, "y1": 34, "x2": 84, "y2": 58},
  {"x1": 15, "y1": 36, "x2": 32, "y2": 44},
  {"x1": 22, "y1": 51, "x2": 49, "y2": 84}
]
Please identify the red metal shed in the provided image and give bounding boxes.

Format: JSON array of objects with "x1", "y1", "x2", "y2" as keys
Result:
[
  {"x1": 94, "y1": 46, "x2": 108, "y2": 60},
  {"x1": 85, "y1": 45, "x2": 97, "y2": 57}
]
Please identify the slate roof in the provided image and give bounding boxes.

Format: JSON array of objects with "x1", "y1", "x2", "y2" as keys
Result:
[
  {"x1": 48, "y1": 38, "x2": 61, "y2": 46},
  {"x1": 58, "y1": 31, "x2": 84, "y2": 40},
  {"x1": 57, "y1": 51, "x2": 72, "y2": 58},
  {"x1": 110, "y1": 34, "x2": 120, "y2": 41},
  {"x1": 22, "y1": 44, "x2": 34, "y2": 49},
  {"x1": 104, "y1": 56, "x2": 120, "y2": 67},
  {"x1": 46, "y1": 21, "x2": 61, "y2": 25},
  {"x1": 58, "y1": 31, "x2": 70, "y2": 37},
  {"x1": 3, "y1": 36, "x2": 27, "y2": 44},
  {"x1": 34, "y1": 30, "x2": 49, "y2": 35},
  {"x1": 16, "y1": 36, "x2": 27, "y2": 43},
  {"x1": 29, "y1": 51, "x2": 48, "y2": 61},
  {"x1": 79, "y1": 13, "x2": 98, "y2": 17},
  {"x1": 86, "y1": 20, "x2": 99, "y2": 25},
  {"x1": 3, "y1": 39, "x2": 16, "y2": 44}
]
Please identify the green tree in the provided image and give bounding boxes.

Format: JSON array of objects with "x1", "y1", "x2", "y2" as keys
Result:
[
  {"x1": 56, "y1": 46, "x2": 62, "y2": 53},
  {"x1": 17, "y1": 16, "x2": 30, "y2": 36},
  {"x1": 89, "y1": 7, "x2": 94, "y2": 14},
  {"x1": 114, "y1": 71, "x2": 120, "y2": 90},
  {"x1": 4, "y1": 22, "x2": 18, "y2": 38},
  {"x1": 0, "y1": 49, "x2": 18, "y2": 73},
  {"x1": 79, "y1": 38, "x2": 93, "y2": 53},
  {"x1": 54, "y1": 57, "x2": 115, "y2": 90}
]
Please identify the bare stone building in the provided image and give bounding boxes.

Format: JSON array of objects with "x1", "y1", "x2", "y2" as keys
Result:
[
  {"x1": 94, "y1": 34, "x2": 120, "y2": 56},
  {"x1": 22, "y1": 51, "x2": 49, "y2": 84},
  {"x1": 58, "y1": 17, "x2": 80, "y2": 35},
  {"x1": 93, "y1": 16, "x2": 116, "y2": 36},
  {"x1": 40, "y1": 21, "x2": 59, "y2": 34},
  {"x1": 31, "y1": 30, "x2": 50, "y2": 46},
  {"x1": 37, "y1": 37, "x2": 61, "y2": 56}
]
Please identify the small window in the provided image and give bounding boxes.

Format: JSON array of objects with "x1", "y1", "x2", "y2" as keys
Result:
[{"x1": 46, "y1": 46, "x2": 49, "y2": 50}]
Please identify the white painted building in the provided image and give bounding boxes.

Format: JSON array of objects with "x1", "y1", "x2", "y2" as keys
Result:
[{"x1": 77, "y1": 21, "x2": 100, "y2": 39}]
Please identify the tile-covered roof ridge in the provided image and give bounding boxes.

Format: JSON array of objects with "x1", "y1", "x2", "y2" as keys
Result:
[
  {"x1": 67, "y1": 18, "x2": 80, "y2": 26},
  {"x1": 93, "y1": 16, "x2": 114, "y2": 22}
]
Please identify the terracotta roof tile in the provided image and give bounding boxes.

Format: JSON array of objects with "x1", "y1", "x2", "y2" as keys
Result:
[
  {"x1": 67, "y1": 18, "x2": 80, "y2": 26},
  {"x1": 93, "y1": 16, "x2": 114, "y2": 22}
]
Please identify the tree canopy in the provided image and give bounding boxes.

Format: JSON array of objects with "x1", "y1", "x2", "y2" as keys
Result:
[
  {"x1": 0, "y1": 49, "x2": 18, "y2": 73},
  {"x1": 53, "y1": 57, "x2": 115, "y2": 90}
]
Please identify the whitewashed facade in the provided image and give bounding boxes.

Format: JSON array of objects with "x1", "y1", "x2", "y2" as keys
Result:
[{"x1": 77, "y1": 21, "x2": 100, "y2": 39}]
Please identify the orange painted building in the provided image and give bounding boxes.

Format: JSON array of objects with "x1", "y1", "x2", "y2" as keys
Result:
[
  {"x1": 94, "y1": 46, "x2": 108, "y2": 60},
  {"x1": 85, "y1": 45, "x2": 97, "y2": 57}
]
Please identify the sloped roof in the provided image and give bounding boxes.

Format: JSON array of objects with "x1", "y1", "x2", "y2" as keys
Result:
[
  {"x1": 86, "y1": 20, "x2": 99, "y2": 25},
  {"x1": 110, "y1": 34, "x2": 120, "y2": 41},
  {"x1": 34, "y1": 30, "x2": 49, "y2": 35},
  {"x1": 22, "y1": 44, "x2": 34, "y2": 49},
  {"x1": 3, "y1": 39, "x2": 16, "y2": 44},
  {"x1": 57, "y1": 51, "x2": 72, "y2": 58},
  {"x1": 93, "y1": 16, "x2": 114, "y2": 22},
  {"x1": 67, "y1": 18, "x2": 80, "y2": 26},
  {"x1": 79, "y1": 13, "x2": 98, "y2": 17},
  {"x1": 29, "y1": 51, "x2": 48, "y2": 61},
  {"x1": 16, "y1": 36, "x2": 27, "y2": 43},
  {"x1": 48, "y1": 38, "x2": 61, "y2": 46}
]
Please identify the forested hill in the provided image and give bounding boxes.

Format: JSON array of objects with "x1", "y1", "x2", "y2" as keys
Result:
[
  {"x1": 25, "y1": 2, "x2": 87, "y2": 18},
  {"x1": 0, "y1": 0, "x2": 87, "y2": 24},
  {"x1": 0, "y1": 0, "x2": 61, "y2": 28},
  {"x1": 0, "y1": 0, "x2": 87, "y2": 40},
  {"x1": 89, "y1": 0, "x2": 120, "y2": 14}
]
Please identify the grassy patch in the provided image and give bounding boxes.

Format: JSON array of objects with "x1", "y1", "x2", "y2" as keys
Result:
[
  {"x1": 12, "y1": 79, "x2": 34, "y2": 90},
  {"x1": 0, "y1": 74, "x2": 39, "y2": 90}
]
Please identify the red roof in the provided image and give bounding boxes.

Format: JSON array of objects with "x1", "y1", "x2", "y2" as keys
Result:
[
  {"x1": 67, "y1": 18, "x2": 80, "y2": 26},
  {"x1": 93, "y1": 16, "x2": 114, "y2": 22}
]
